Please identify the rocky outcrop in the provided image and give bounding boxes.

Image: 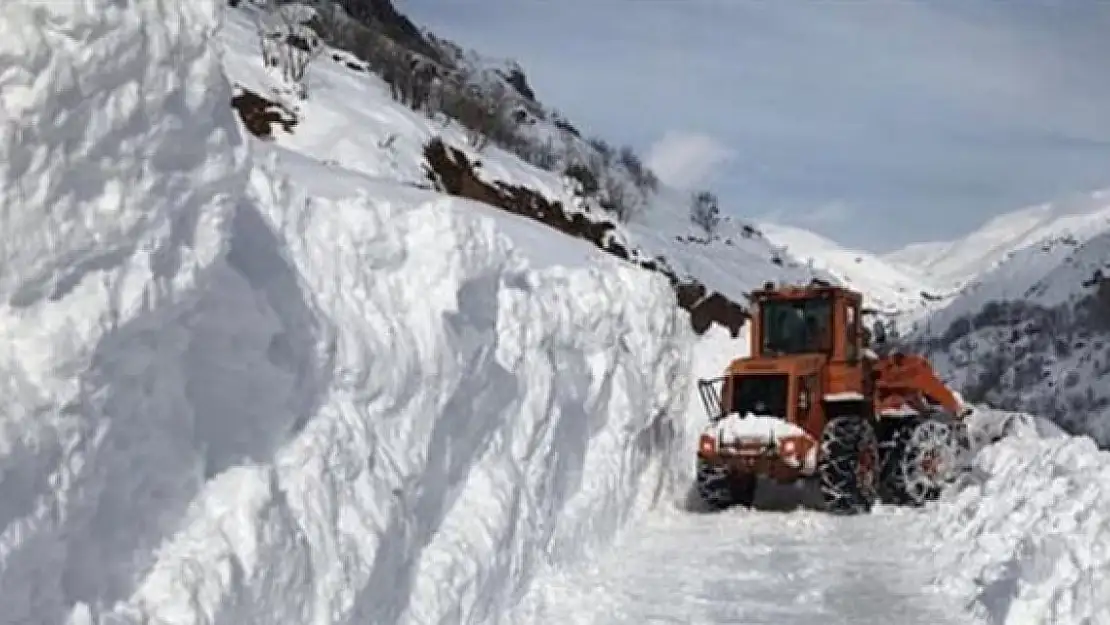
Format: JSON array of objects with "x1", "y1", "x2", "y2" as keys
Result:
[
  {"x1": 335, "y1": 0, "x2": 442, "y2": 63},
  {"x1": 230, "y1": 87, "x2": 297, "y2": 139},
  {"x1": 423, "y1": 137, "x2": 749, "y2": 337}
]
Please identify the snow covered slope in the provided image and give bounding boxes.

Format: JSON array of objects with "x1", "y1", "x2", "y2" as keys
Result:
[
  {"x1": 885, "y1": 189, "x2": 1110, "y2": 298},
  {"x1": 910, "y1": 190, "x2": 1110, "y2": 331},
  {"x1": 0, "y1": 2, "x2": 691, "y2": 623},
  {"x1": 904, "y1": 192, "x2": 1110, "y2": 447},
  {"x1": 758, "y1": 222, "x2": 943, "y2": 329},
  {"x1": 761, "y1": 188, "x2": 1110, "y2": 335},
  {"x1": 218, "y1": 1, "x2": 827, "y2": 324},
  {"x1": 911, "y1": 235, "x2": 1110, "y2": 447}
]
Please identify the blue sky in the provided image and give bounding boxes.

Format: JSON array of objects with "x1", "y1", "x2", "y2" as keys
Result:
[{"x1": 400, "y1": 0, "x2": 1110, "y2": 252}]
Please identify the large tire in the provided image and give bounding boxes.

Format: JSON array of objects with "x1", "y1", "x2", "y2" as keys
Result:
[
  {"x1": 879, "y1": 417, "x2": 961, "y2": 506},
  {"x1": 818, "y1": 416, "x2": 879, "y2": 514},
  {"x1": 695, "y1": 459, "x2": 756, "y2": 511},
  {"x1": 878, "y1": 424, "x2": 918, "y2": 505}
]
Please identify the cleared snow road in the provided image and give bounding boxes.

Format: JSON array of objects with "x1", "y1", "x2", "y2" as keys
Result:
[{"x1": 515, "y1": 482, "x2": 972, "y2": 625}]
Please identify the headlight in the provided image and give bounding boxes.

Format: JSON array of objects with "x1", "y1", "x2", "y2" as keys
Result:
[{"x1": 698, "y1": 434, "x2": 716, "y2": 456}]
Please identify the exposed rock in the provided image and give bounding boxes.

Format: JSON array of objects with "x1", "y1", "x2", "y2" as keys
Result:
[
  {"x1": 230, "y1": 87, "x2": 297, "y2": 139},
  {"x1": 423, "y1": 137, "x2": 750, "y2": 336},
  {"x1": 335, "y1": 0, "x2": 442, "y2": 63},
  {"x1": 500, "y1": 64, "x2": 536, "y2": 101}
]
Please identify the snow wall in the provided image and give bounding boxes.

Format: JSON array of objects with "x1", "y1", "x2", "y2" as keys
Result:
[
  {"x1": 930, "y1": 411, "x2": 1110, "y2": 625},
  {"x1": 0, "y1": 2, "x2": 691, "y2": 624}
]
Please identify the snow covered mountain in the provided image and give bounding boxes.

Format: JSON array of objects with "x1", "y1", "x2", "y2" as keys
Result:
[
  {"x1": 880, "y1": 190, "x2": 1110, "y2": 446},
  {"x1": 884, "y1": 189, "x2": 1110, "y2": 297},
  {"x1": 2, "y1": 0, "x2": 1109, "y2": 624},
  {"x1": 911, "y1": 235, "x2": 1110, "y2": 446}
]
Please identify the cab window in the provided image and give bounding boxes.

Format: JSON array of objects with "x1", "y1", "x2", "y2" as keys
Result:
[{"x1": 761, "y1": 298, "x2": 832, "y2": 355}]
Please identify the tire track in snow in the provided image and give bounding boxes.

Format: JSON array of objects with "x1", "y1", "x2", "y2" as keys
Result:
[{"x1": 512, "y1": 482, "x2": 975, "y2": 625}]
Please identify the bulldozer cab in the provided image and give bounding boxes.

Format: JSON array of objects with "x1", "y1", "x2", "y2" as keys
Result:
[
  {"x1": 750, "y1": 280, "x2": 863, "y2": 363},
  {"x1": 697, "y1": 281, "x2": 867, "y2": 424}
]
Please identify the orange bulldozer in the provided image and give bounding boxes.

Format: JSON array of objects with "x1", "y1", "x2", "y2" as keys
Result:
[{"x1": 694, "y1": 280, "x2": 973, "y2": 514}]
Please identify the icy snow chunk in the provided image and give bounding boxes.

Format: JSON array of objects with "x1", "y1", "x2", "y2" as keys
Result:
[
  {"x1": 711, "y1": 412, "x2": 810, "y2": 444},
  {"x1": 930, "y1": 409, "x2": 1110, "y2": 624}
]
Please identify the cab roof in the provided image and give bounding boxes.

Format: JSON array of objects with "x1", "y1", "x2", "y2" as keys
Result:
[{"x1": 750, "y1": 280, "x2": 862, "y2": 304}]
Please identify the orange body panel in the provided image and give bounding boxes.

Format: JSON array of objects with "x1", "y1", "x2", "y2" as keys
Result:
[
  {"x1": 873, "y1": 352, "x2": 966, "y2": 416},
  {"x1": 698, "y1": 432, "x2": 817, "y2": 481}
]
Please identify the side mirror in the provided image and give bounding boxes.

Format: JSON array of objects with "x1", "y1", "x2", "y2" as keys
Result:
[{"x1": 872, "y1": 320, "x2": 887, "y2": 345}]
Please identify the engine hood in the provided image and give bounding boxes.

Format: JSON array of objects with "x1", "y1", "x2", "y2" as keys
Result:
[{"x1": 727, "y1": 353, "x2": 826, "y2": 377}]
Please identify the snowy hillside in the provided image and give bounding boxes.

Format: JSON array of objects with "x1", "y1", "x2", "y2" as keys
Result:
[
  {"x1": 900, "y1": 191, "x2": 1110, "y2": 447},
  {"x1": 760, "y1": 188, "x2": 1110, "y2": 337},
  {"x1": 912, "y1": 233, "x2": 1110, "y2": 446},
  {"x1": 219, "y1": 0, "x2": 828, "y2": 334},
  {"x1": 885, "y1": 188, "x2": 1110, "y2": 299},
  {"x1": 758, "y1": 222, "x2": 943, "y2": 329}
]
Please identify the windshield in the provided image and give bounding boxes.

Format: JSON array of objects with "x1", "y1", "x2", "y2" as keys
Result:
[{"x1": 761, "y1": 298, "x2": 832, "y2": 355}]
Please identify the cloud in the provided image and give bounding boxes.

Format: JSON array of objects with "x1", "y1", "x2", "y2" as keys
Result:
[
  {"x1": 757, "y1": 201, "x2": 853, "y2": 230},
  {"x1": 645, "y1": 131, "x2": 734, "y2": 190},
  {"x1": 805, "y1": 201, "x2": 853, "y2": 225}
]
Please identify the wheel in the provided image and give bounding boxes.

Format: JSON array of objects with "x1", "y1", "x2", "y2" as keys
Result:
[
  {"x1": 878, "y1": 424, "x2": 917, "y2": 505},
  {"x1": 878, "y1": 424, "x2": 908, "y2": 504},
  {"x1": 879, "y1": 417, "x2": 960, "y2": 506},
  {"x1": 818, "y1": 416, "x2": 879, "y2": 514},
  {"x1": 951, "y1": 420, "x2": 973, "y2": 467},
  {"x1": 695, "y1": 459, "x2": 756, "y2": 511}
]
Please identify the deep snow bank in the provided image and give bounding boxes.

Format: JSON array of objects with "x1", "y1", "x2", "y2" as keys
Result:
[
  {"x1": 930, "y1": 410, "x2": 1110, "y2": 624},
  {"x1": 0, "y1": 0, "x2": 247, "y2": 622},
  {"x1": 70, "y1": 154, "x2": 689, "y2": 625},
  {"x1": 0, "y1": 1, "x2": 690, "y2": 624}
]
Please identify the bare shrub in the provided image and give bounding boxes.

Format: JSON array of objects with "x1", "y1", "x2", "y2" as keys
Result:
[
  {"x1": 564, "y1": 162, "x2": 599, "y2": 195},
  {"x1": 588, "y1": 137, "x2": 614, "y2": 167},
  {"x1": 523, "y1": 136, "x2": 561, "y2": 170},
  {"x1": 434, "y1": 68, "x2": 518, "y2": 151},
  {"x1": 308, "y1": 0, "x2": 347, "y2": 43},
  {"x1": 690, "y1": 190, "x2": 720, "y2": 236},
  {"x1": 600, "y1": 176, "x2": 640, "y2": 222},
  {"x1": 256, "y1": 2, "x2": 324, "y2": 99},
  {"x1": 619, "y1": 145, "x2": 658, "y2": 192}
]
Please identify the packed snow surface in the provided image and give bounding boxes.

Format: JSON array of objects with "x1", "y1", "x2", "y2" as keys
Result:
[{"x1": 509, "y1": 489, "x2": 969, "y2": 624}]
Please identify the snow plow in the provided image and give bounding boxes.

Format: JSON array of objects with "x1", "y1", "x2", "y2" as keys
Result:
[{"x1": 694, "y1": 280, "x2": 973, "y2": 514}]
